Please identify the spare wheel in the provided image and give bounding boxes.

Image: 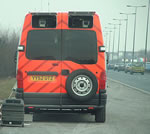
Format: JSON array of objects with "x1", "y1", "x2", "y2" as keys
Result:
[{"x1": 66, "y1": 69, "x2": 98, "y2": 102}]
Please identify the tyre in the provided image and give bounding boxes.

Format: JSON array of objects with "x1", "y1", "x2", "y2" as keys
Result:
[
  {"x1": 95, "y1": 106, "x2": 106, "y2": 123},
  {"x1": 141, "y1": 72, "x2": 144, "y2": 75},
  {"x1": 25, "y1": 107, "x2": 30, "y2": 114},
  {"x1": 22, "y1": 122, "x2": 24, "y2": 127},
  {"x1": 130, "y1": 71, "x2": 133, "y2": 75},
  {"x1": 125, "y1": 70, "x2": 127, "y2": 73},
  {"x1": 66, "y1": 69, "x2": 98, "y2": 102}
]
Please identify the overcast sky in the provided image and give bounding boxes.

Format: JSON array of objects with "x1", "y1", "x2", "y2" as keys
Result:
[{"x1": 0, "y1": 0, "x2": 149, "y2": 52}]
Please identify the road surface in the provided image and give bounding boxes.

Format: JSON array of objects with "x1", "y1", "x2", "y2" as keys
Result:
[
  {"x1": 0, "y1": 80, "x2": 150, "y2": 134},
  {"x1": 107, "y1": 70, "x2": 150, "y2": 93}
]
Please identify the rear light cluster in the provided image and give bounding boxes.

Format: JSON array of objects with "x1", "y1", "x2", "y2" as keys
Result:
[
  {"x1": 99, "y1": 71, "x2": 106, "y2": 90},
  {"x1": 16, "y1": 70, "x2": 23, "y2": 88}
]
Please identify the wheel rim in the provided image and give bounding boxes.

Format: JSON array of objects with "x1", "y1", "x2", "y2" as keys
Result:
[{"x1": 71, "y1": 75, "x2": 93, "y2": 96}]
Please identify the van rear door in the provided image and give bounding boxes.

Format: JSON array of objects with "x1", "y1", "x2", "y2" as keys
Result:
[
  {"x1": 20, "y1": 13, "x2": 62, "y2": 105},
  {"x1": 25, "y1": 30, "x2": 61, "y2": 92}
]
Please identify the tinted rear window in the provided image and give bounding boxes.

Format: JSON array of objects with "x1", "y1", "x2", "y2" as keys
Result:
[
  {"x1": 62, "y1": 30, "x2": 97, "y2": 64},
  {"x1": 26, "y1": 30, "x2": 97, "y2": 64},
  {"x1": 26, "y1": 30, "x2": 61, "y2": 60}
]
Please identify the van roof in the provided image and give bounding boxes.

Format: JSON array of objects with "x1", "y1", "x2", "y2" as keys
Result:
[{"x1": 29, "y1": 11, "x2": 96, "y2": 16}]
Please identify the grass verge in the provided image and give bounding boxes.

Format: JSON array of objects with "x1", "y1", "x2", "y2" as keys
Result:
[{"x1": 0, "y1": 77, "x2": 16, "y2": 100}]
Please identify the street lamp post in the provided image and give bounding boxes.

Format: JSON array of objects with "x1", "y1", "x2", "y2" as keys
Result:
[
  {"x1": 120, "y1": 13, "x2": 136, "y2": 65},
  {"x1": 113, "y1": 19, "x2": 127, "y2": 63},
  {"x1": 145, "y1": 0, "x2": 150, "y2": 66},
  {"x1": 118, "y1": 22, "x2": 121, "y2": 63},
  {"x1": 108, "y1": 31, "x2": 112, "y2": 55},
  {"x1": 105, "y1": 33, "x2": 109, "y2": 52},
  {"x1": 105, "y1": 27, "x2": 115, "y2": 62},
  {"x1": 103, "y1": 32, "x2": 109, "y2": 52},
  {"x1": 108, "y1": 23, "x2": 119, "y2": 63},
  {"x1": 127, "y1": 5, "x2": 146, "y2": 63}
]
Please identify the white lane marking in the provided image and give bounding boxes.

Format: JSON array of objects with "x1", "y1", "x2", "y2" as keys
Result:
[
  {"x1": 24, "y1": 123, "x2": 31, "y2": 126},
  {"x1": 109, "y1": 70, "x2": 150, "y2": 80},
  {"x1": 108, "y1": 78, "x2": 150, "y2": 95},
  {"x1": 8, "y1": 91, "x2": 13, "y2": 99}
]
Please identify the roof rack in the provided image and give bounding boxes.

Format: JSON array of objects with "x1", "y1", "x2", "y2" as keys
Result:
[{"x1": 69, "y1": 11, "x2": 95, "y2": 16}]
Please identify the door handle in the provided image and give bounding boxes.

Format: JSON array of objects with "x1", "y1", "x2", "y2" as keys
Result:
[
  {"x1": 61, "y1": 69, "x2": 70, "y2": 75},
  {"x1": 52, "y1": 63, "x2": 58, "y2": 66}
]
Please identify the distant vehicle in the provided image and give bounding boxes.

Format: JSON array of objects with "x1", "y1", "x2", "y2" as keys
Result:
[
  {"x1": 145, "y1": 62, "x2": 150, "y2": 71},
  {"x1": 124, "y1": 63, "x2": 131, "y2": 73},
  {"x1": 117, "y1": 63, "x2": 125, "y2": 72},
  {"x1": 114, "y1": 64, "x2": 119, "y2": 71},
  {"x1": 129, "y1": 62, "x2": 145, "y2": 75},
  {"x1": 114, "y1": 63, "x2": 124, "y2": 71},
  {"x1": 107, "y1": 63, "x2": 114, "y2": 70}
]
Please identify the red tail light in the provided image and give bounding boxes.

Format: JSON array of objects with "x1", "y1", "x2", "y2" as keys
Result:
[
  {"x1": 99, "y1": 71, "x2": 106, "y2": 90},
  {"x1": 16, "y1": 70, "x2": 23, "y2": 88},
  {"x1": 28, "y1": 106, "x2": 34, "y2": 109}
]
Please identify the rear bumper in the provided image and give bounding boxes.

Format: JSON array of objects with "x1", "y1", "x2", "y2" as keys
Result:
[
  {"x1": 24, "y1": 104, "x2": 104, "y2": 110},
  {"x1": 15, "y1": 89, "x2": 107, "y2": 110}
]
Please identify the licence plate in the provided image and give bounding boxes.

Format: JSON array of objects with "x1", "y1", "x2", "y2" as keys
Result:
[{"x1": 30, "y1": 76, "x2": 56, "y2": 81}]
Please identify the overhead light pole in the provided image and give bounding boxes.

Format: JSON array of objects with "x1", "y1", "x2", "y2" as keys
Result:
[
  {"x1": 120, "y1": 13, "x2": 136, "y2": 65},
  {"x1": 145, "y1": 0, "x2": 150, "y2": 66},
  {"x1": 113, "y1": 19, "x2": 127, "y2": 63},
  {"x1": 104, "y1": 27, "x2": 113, "y2": 60},
  {"x1": 108, "y1": 30, "x2": 112, "y2": 55},
  {"x1": 108, "y1": 23, "x2": 119, "y2": 63},
  {"x1": 103, "y1": 31, "x2": 109, "y2": 52},
  {"x1": 103, "y1": 30, "x2": 109, "y2": 51},
  {"x1": 105, "y1": 27, "x2": 115, "y2": 62},
  {"x1": 127, "y1": 5, "x2": 146, "y2": 63}
]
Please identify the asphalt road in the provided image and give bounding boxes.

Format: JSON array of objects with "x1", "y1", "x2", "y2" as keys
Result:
[
  {"x1": 0, "y1": 80, "x2": 150, "y2": 134},
  {"x1": 107, "y1": 70, "x2": 150, "y2": 93}
]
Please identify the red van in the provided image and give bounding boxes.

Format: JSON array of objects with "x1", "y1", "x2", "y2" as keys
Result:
[{"x1": 16, "y1": 12, "x2": 107, "y2": 122}]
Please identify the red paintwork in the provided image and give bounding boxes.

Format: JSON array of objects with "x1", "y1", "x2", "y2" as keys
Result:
[{"x1": 17, "y1": 12, "x2": 106, "y2": 94}]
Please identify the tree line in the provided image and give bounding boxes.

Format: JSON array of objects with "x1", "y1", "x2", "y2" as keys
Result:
[{"x1": 0, "y1": 29, "x2": 19, "y2": 77}]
